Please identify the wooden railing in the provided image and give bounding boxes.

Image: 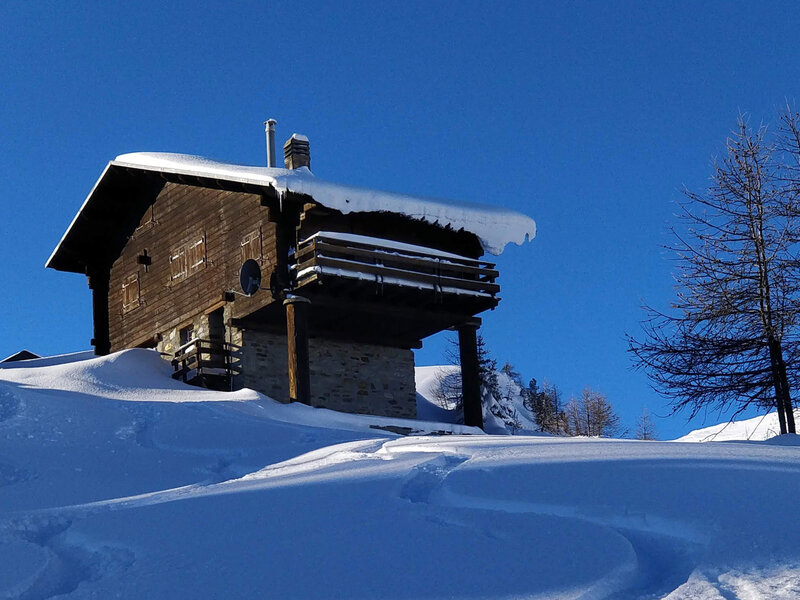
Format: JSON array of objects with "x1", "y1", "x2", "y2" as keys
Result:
[
  {"x1": 293, "y1": 232, "x2": 500, "y2": 299},
  {"x1": 171, "y1": 339, "x2": 241, "y2": 390}
]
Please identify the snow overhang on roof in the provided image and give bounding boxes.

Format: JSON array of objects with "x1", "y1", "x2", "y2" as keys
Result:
[
  {"x1": 47, "y1": 152, "x2": 536, "y2": 271},
  {"x1": 114, "y1": 153, "x2": 536, "y2": 254}
]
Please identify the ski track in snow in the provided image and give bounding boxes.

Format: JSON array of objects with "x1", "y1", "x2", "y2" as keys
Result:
[
  {"x1": 0, "y1": 383, "x2": 33, "y2": 492},
  {"x1": 399, "y1": 454, "x2": 469, "y2": 503},
  {"x1": 117, "y1": 402, "x2": 246, "y2": 484},
  {"x1": 0, "y1": 438, "x2": 392, "y2": 599},
  {"x1": 2, "y1": 515, "x2": 134, "y2": 600},
  {"x1": 3, "y1": 351, "x2": 800, "y2": 599},
  {"x1": 393, "y1": 445, "x2": 704, "y2": 600},
  {"x1": 0, "y1": 384, "x2": 20, "y2": 423},
  {"x1": 1, "y1": 432, "x2": 795, "y2": 600}
]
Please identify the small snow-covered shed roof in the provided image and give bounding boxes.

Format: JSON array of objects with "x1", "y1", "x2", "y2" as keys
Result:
[
  {"x1": 1, "y1": 350, "x2": 40, "y2": 363},
  {"x1": 47, "y1": 152, "x2": 535, "y2": 272}
]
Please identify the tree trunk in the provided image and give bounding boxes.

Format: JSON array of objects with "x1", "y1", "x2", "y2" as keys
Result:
[
  {"x1": 776, "y1": 393, "x2": 788, "y2": 435},
  {"x1": 773, "y1": 338, "x2": 796, "y2": 433},
  {"x1": 768, "y1": 336, "x2": 794, "y2": 434}
]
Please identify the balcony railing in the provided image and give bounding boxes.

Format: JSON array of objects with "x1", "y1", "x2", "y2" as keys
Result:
[
  {"x1": 171, "y1": 339, "x2": 241, "y2": 391},
  {"x1": 292, "y1": 231, "x2": 499, "y2": 300}
]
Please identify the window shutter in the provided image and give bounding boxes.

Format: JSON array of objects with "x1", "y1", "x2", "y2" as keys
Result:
[
  {"x1": 170, "y1": 247, "x2": 187, "y2": 282},
  {"x1": 241, "y1": 229, "x2": 262, "y2": 262},
  {"x1": 170, "y1": 233, "x2": 206, "y2": 283},
  {"x1": 188, "y1": 235, "x2": 206, "y2": 273},
  {"x1": 122, "y1": 273, "x2": 140, "y2": 312}
]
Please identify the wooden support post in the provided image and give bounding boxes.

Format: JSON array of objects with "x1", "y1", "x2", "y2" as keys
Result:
[
  {"x1": 285, "y1": 295, "x2": 311, "y2": 405},
  {"x1": 457, "y1": 319, "x2": 483, "y2": 430},
  {"x1": 87, "y1": 267, "x2": 111, "y2": 356}
]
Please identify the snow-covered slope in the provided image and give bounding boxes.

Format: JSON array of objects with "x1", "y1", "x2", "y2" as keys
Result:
[
  {"x1": 1, "y1": 350, "x2": 799, "y2": 599},
  {"x1": 415, "y1": 364, "x2": 540, "y2": 434},
  {"x1": 678, "y1": 408, "x2": 800, "y2": 442}
]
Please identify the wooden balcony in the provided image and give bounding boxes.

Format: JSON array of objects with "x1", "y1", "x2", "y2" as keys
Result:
[
  {"x1": 233, "y1": 232, "x2": 500, "y2": 348},
  {"x1": 292, "y1": 232, "x2": 500, "y2": 309},
  {"x1": 171, "y1": 339, "x2": 242, "y2": 391}
]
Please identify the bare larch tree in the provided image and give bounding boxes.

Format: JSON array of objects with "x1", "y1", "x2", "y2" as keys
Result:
[
  {"x1": 634, "y1": 408, "x2": 658, "y2": 440},
  {"x1": 563, "y1": 387, "x2": 621, "y2": 437},
  {"x1": 630, "y1": 114, "x2": 800, "y2": 433}
]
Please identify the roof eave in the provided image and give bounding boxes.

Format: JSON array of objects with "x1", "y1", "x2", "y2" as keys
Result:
[
  {"x1": 45, "y1": 161, "x2": 289, "y2": 274},
  {"x1": 45, "y1": 162, "x2": 114, "y2": 272},
  {"x1": 111, "y1": 157, "x2": 285, "y2": 191}
]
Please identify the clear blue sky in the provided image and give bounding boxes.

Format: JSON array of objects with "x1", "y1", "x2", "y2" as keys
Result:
[{"x1": 2, "y1": 1, "x2": 800, "y2": 439}]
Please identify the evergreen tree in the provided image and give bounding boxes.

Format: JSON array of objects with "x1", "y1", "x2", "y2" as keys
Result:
[
  {"x1": 435, "y1": 335, "x2": 527, "y2": 431},
  {"x1": 523, "y1": 378, "x2": 563, "y2": 434},
  {"x1": 437, "y1": 333, "x2": 498, "y2": 409},
  {"x1": 477, "y1": 334, "x2": 499, "y2": 399}
]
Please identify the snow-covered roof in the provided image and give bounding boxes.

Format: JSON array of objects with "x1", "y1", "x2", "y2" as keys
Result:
[
  {"x1": 0, "y1": 349, "x2": 40, "y2": 363},
  {"x1": 111, "y1": 152, "x2": 536, "y2": 256}
]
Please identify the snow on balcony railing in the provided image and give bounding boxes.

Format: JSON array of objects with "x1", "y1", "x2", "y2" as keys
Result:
[{"x1": 293, "y1": 231, "x2": 499, "y2": 299}]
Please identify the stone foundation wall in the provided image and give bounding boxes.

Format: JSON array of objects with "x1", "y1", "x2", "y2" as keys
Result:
[
  {"x1": 233, "y1": 329, "x2": 287, "y2": 403},
  {"x1": 157, "y1": 313, "x2": 212, "y2": 355},
  {"x1": 155, "y1": 308, "x2": 417, "y2": 419},
  {"x1": 235, "y1": 329, "x2": 417, "y2": 419}
]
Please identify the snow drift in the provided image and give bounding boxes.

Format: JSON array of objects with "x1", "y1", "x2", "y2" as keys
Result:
[
  {"x1": 1, "y1": 349, "x2": 799, "y2": 599},
  {"x1": 678, "y1": 408, "x2": 800, "y2": 443}
]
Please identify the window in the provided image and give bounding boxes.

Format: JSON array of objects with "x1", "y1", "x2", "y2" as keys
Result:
[
  {"x1": 179, "y1": 325, "x2": 194, "y2": 346},
  {"x1": 241, "y1": 229, "x2": 262, "y2": 262},
  {"x1": 122, "y1": 273, "x2": 140, "y2": 313}
]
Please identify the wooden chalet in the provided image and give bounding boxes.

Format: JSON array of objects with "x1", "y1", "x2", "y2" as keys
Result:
[{"x1": 46, "y1": 127, "x2": 535, "y2": 427}]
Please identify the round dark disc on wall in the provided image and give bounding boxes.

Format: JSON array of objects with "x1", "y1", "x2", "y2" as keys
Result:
[{"x1": 239, "y1": 259, "x2": 262, "y2": 296}]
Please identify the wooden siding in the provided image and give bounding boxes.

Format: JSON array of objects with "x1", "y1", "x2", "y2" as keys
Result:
[{"x1": 108, "y1": 182, "x2": 278, "y2": 350}]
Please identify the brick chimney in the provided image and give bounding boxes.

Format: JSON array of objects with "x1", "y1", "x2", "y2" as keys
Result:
[{"x1": 283, "y1": 134, "x2": 310, "y2": 170}]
